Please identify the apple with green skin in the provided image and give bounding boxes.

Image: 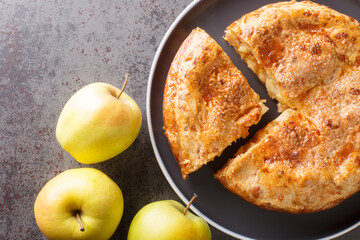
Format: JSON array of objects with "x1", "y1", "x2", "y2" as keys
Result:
[
  {"x1": 127, "y1": 195, "x2": 212, "y2": 240},
  {"x1": 34, "y1": 168, "x2": 123, "y2": 240},
  {"x1": 56, "y1": 74, "x2": 142, "y2": 164}
]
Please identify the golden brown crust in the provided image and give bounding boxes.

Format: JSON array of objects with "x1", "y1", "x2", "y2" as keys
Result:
[
  {"x1": 163, "y1": 28, "x2": 267, "y2": 179},
  {"x1": 217, "y1": 1, "x2": 360, "y2": 213},
  {"x1": 225, "y1": 0, "x2": 360, "y2": 106},
  {"x1": 216, "y1": 109, "x2": 360, "y2": 213}
]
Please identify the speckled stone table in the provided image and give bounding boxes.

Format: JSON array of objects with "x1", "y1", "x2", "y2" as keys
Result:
[{"x1": 1, "y1": 0, "x2": 360, "y2": 239}]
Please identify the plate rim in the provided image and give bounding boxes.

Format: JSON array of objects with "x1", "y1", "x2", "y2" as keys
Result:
[{"x1": 146, "y1": 0, "x2": 360, "y2": 239}]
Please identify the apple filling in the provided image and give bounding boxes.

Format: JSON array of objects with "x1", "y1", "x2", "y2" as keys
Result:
[{"x1": 224, "y1": 30, "x2": 290, "y2": 110}]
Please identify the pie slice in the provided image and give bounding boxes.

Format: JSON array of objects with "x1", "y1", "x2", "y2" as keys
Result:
[
  {"x1": 163, "y1": 28, "x2": 268, "y2": 179},
  {"x1": 216, "y1": 1, "x2": 360, "y2": 213},
  {"x1": 224, "y1": 0, "x2": 360, "y2": 108},
  {"x1": 215, "y1": 108, "x2": 360, "y2": 213}
]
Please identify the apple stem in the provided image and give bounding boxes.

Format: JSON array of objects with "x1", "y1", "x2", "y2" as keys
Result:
[
  {"x1": 75, "y1": 211, "x2": 85, "y2": 232},
  {"x1": 117, "y1": 73, "x2": 129, "y2": 99},
  {"x1": 183, "y1": 194, "x2": 198, "y2": 215}
]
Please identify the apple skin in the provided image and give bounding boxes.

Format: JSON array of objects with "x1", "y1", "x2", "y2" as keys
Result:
[
  {"x1": 34, "y1": 168, "x2": 124, "y2": 240},
  {"x1": 56, "y1": 82, "x2": 142, "y2": 164},
  {"x1": 127, "y1": 200, "x2": 212, "y2": 240}
]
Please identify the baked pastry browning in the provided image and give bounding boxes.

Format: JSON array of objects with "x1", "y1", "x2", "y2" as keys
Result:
[
  {"x1": 224, "y1": 0, "x2": 360, "y2": 108},
  {"x1": 163, "y1": 28, "x2": 267, "y2": 179},
  {"x1": 217, "y1": 1, "x2": 360, "y2": 213},
  {"x1": 215, "y1": 109, "x2": 360, "y2": 213}
]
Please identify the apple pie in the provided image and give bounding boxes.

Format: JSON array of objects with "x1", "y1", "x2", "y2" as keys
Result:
[
  {"x1": 163, "y1": 28, "x2": 268, "y2": 179},
  {"x1": 216, "y1": 1, "x2": 360, "y2": 213}
]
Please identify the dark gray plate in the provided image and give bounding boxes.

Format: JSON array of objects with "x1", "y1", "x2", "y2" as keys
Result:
[{"x1": 146, "y1": 0, "x2": 360, "y2": 239}]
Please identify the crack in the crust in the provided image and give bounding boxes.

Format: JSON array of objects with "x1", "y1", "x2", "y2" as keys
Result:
[{"x1": 217, "y1": 25, "x2": 360, "y2": 172}]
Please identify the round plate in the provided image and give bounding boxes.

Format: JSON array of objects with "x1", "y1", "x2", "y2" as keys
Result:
[{"x1": 147, "y1": 0, "x2": 360, "y2": 239}]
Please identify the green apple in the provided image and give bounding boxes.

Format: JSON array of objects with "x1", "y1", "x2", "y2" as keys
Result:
[
  {"x1": 34, "y1": 168, "x2": 124, "y2": 240},
  {"x1": 128, "y1": 196, "x2": 212, "y2": 240},
  {"x1": 56, "y1": 75, "x2": 142, "y2": 164}
]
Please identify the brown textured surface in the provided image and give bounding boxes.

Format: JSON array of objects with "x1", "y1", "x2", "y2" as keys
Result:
[
  {"x1": 1, "y1": 0, "x2": 360, "y2": 239},
  {"x1": 225, "y1": 0, "x2": 360, "y2": 106},
  {"x1": 217, "y1": 1, "x2": 360, "y2": 213},
  {"x1": 163, "y1": 28, "x2": 267, "y2": 179},
  {"x1": 216, "y1": 109, "x2": 360, "y2": 213}
]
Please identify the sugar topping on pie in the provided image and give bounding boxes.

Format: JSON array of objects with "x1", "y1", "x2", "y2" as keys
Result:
[
  {"x1": 216, "y1": 1, "x2": 360, "y2": 213},
  {"x1": 163, "y1": 28, "x2": 267, "y2": 179}
]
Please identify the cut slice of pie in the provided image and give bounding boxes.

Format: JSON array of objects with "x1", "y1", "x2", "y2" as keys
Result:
[
  {"x1": 163, "y1": 28, "x2": 268, "y2": 179},
  {"x1": 215, "y1": 108, "x2": 360, "y2": 213},
  {"x1": 224, "y1": 0, "x2": 360, "y2": 108},
  {"x1": 216, "y1": 1, "x2": 360, "y2": 213}
]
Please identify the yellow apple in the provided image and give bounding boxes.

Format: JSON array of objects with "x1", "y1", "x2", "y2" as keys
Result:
[
  {"x1": 127, "y1": 198, "x2": 212, "y2": 240},
  {"x1": 34, "y1": 168, "x2": 123, "y2": 240},
  {"x1": 56, "y1": 76, "x2": 142, "y2": 164}
]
